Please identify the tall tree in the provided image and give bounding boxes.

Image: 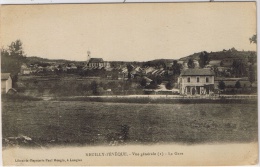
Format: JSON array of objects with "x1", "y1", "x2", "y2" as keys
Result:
[
  {"x1": 1, "y1": 40, "x2": 27, "y2": 76},
  {"x1": 155, "y1": 76, "x2": 162, "y2": 85},
  {"x1": 248, "y1": 65, "x2": 255, "y2": 84},
  {"x1": 248, "y1": 52, "x2": 257, "y2": 65},
  {"x1": 232, "y1": 60, "x2": 246, "y2": 77},
  {"x1": 127, "y1": 64, "x2": 134, "y2": 80},
  {"x1": 140, "y1": 78, "x2": 147, "y2": 87},
  {"x1": 8, "y1": 40, "x2": 26, "y2": 57},
  {"x1": 187, "y1": 58, "x2": 195, "y2": 69},
  {"x1": 235, "y1": 80, "x2": 241, "y2": 89},
  {"x1": 90, "y1": 81, "x2": 98, "y2": 95},
  {"x1": 199, "y1": 51, "x2": 210, "y2": 68},
  {"x1": 218, "y1": 80, "x2": 226, "y2": 90},
  {"x1": 172, "y1": 60, "x2": 181, "y2": 76}
]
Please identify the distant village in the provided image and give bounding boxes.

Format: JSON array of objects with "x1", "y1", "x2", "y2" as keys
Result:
[
  {"x1": 2, "y1": 45, "x2": 257, "y2": 95},
  {"x1": 1, "y1": 47, "x2": 257, "y2": 96}
]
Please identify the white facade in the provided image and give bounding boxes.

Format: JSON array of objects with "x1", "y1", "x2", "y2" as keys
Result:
[
  {"x1": 1, "y1": 74, "x2": 12, "y2": 93},
  {"x1": 179, "y1": 75, "x2": 214, "y2": 95},
  {"x1": 178, "y1": 69, "x2": 215, "y2": 95}
]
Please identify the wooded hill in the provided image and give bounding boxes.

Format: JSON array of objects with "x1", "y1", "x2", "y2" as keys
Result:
[{"x1": 179, "y1": 48, "x2": 256, "y2": 62}]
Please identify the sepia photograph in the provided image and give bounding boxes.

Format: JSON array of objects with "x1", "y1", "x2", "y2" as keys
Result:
[{"x1": 0, "y1": 1, "x2": 258, "y2": 166}]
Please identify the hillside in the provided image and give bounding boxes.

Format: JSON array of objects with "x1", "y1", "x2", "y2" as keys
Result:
[
  {"x1": 26, "y1": 56, "x2": 83, "y2": 64},
  {"x1": 142, "y1": 59, "x2": 176, "y2": 67},
  {"x1": 25, "y1": 48, "x2": 256, "y2": 65},
  {"x1": 179, "y1": 48, "x2": 256, "y2": 62}
]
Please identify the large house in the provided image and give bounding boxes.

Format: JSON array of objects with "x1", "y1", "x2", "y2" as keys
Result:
[
  {"x1": 1, "y1": 73, "x2": 12, "y2": 93},
  {"x1": 86, "y1": 58, "x2": 110, "y2": 68},
  {"x1": 178, "y1": 69, "x2": 215, "y2": 95}
]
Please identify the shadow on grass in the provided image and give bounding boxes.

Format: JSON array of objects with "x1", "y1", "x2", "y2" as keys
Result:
[{"x1": 2, "y1": 94, "x2": 42, "y2": 101}]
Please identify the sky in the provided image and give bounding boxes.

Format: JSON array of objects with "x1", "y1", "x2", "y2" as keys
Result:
[{"x1": 0, "y1": 2, "x2": 257, "y2": 61}]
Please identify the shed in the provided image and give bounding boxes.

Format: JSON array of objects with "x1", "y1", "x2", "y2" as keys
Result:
[{"x1": 1, "y1": 73, "x2": 12, "y2": 93}]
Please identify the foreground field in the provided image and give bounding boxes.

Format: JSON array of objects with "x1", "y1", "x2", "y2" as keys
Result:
[{"x1": 2, "y1": 101, "x2": 258, "y2": 147}]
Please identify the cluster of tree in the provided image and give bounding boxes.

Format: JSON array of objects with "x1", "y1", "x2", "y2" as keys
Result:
[
  {"x1": 185, "y1": 47, "x2": 254, "y2": 62},
  {"x1": 248, "y1": 65, "x2": 256, "y2": 84},
  {"x1": 248, "y1": 52, "x2": 257, "y2": 65},
  {"x1": 142, "y1": 59, "x2": 169, "y2": 68},
  {"x1": 139, "y1": 75, "x2": 175, "y2": 90},
  {"x1": 198, "y1": 51, "x2": 210, "y2": 68},
  {"x1": 218, "y1": 80, "x2": 252, "y2": 91},
  {"x1": 186, "y1": 51, "x2": 210, "y2": 69},
  {"x1": 172, "y1": 60, "x2": 182, "y2": 76},
  {"x1": 249, "y1": 34, "x2": 257, "y2": 44},
  {"x1": 1, "y1": 40, "x2": 27, "y2": 76},
  {"x1": 232, "y1": 60, "x2": 247, "y2": 77},
  {"x1": 219, "y1": 80, "x2": 244, "y2": 90},
  {"x1": 248, "y1": 35, "x2": 257, "y2": 83},
  {"x1": 187, "y1": 58, "x2": 195, "y2": 68}
]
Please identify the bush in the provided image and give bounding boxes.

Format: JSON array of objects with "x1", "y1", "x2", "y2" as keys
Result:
[
  {"x1": 165, "y1": 81, "x2": 174, "y2": 90},
  {"x1": 145, "y1": 81, "x2": 159, "y2": 89}
]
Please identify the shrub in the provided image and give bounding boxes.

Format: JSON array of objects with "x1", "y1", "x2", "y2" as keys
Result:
[{"x1": 165, "y1": 81, "x2": 174, "y2": 90}]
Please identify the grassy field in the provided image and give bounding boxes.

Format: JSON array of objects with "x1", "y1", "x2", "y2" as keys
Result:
[
  {"x1": 55, "y1": 96, "x2": 257, "y2": 104},
  {"x1": 2, "y1": 101, "x2": 258, "y2": 147},
  {"x1": 16, "y1": 75, "x2": 139, "y2": 96}
]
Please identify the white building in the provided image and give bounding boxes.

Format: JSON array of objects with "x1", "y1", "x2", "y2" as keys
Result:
[
  {"x1": 1, "y1": 73, "x2": 12, "y2": 93},
  {"x1": 178, "y1": 69, "x2": 215, "y2": 95}
]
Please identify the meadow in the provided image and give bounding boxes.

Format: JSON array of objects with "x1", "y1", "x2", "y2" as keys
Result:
[{"x1": 2, "y1": 100, "x2": 258, "y2": 148}]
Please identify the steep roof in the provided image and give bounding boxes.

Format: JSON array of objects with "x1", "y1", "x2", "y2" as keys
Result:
[
  {"x1": 180, "y1": 69, "x2": 214, "y2": 76},
  {"x1": 88, "y1": 58, "x2": 104, "y2": 63},
  {"x1": 1, "y1": 73, "x2": 11, "y2": 80},
  {"x1": 143, "y1": 76, "x2": 152, "y2": 83}
]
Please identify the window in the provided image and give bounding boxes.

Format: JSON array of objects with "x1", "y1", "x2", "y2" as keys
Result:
[
  {"x1": 197, "y1": 77, "x2": 199, "y2": 83},
  {"x1": 187, "y1": 87, "x2": 190, "y2": 93},
  {"x1": 206, "y1": 77, "x2": 209, "y2": 83},
  {"x1": 187, "y1": 77, "x2": 190, "y2": 82}
]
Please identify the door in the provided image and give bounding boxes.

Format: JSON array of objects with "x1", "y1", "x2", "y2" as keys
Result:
[
  {"x1": 206, "y1": 87, "x2": 209, "y2": 94},
  {"x1": 191, "y1": 88, "x2": 196, "y2": 95},
  {"x1": 196, "y1": 87, "x2": 200, "y2": 94}
]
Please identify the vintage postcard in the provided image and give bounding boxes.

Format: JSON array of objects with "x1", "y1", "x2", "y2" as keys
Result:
[{"x1": 0, "y1": 2, "x2": 258, "y2": 166}]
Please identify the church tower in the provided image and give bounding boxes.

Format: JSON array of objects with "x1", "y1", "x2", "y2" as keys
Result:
[{"x1": 87, "y1": 51, "x2": 91, "y2": 63}]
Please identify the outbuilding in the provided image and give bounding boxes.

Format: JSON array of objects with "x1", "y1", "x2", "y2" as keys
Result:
[{"x1": 1, "y1": 73, "x2": 12, "y2": 93}]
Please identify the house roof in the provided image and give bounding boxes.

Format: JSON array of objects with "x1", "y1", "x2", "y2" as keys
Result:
[
  {"x1": 143, "y1": 76, "x2": 152, "y2": 83},
  {"x1": 88, "y1": 58, "x2": 104, "y2": 63},
  {"x1": 1, "y1": 73, "x2": 11, "y2": 80},
  {"x1": 180, "y1": 69, "x2": 214, "y2": 76}
]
